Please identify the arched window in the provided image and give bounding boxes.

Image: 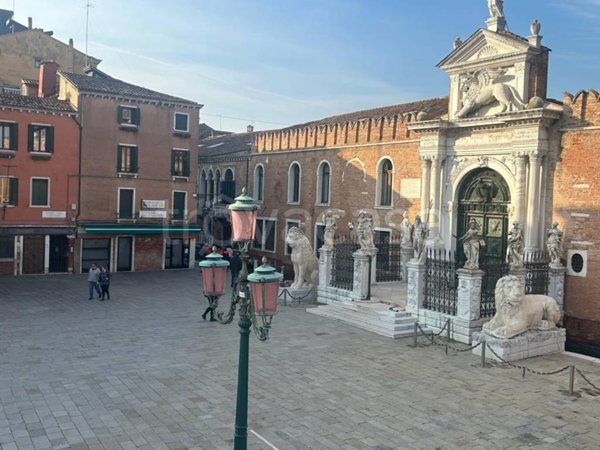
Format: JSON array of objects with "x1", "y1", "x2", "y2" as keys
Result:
[
  {"x1": 208, "y1": 170, "x2": 214, "y2": 205},
  {"x1": 378, "y1": 158, "x2": 393, "y2": 207},
  {"x1": 215, "y1": 169, "x2": 221, "y2": 201},
  {"x1": 200, "y1": 170, "x2": 207, "y2": 207},
  {"x1": 317, "y1": 161, "x2": 331, "y2": 205},
  {"x1": 288, "y1": 162, "x2": 301, "y2": 204},
  {"x1": 253, "y1": 164, "x2": 264, "y2": 202},
  {"x1": 224, "y1": 169, "x2": 234, "y2": 181}
]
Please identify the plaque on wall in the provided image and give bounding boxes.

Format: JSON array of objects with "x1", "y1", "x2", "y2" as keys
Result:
[
  {"x1": 139, "y1": 210, "x2": 167, "y2": 218},
  {"x1": 42, "y1": 211, "x2": 66, "y2": 218},
  {"x1": 400, "y1": 179, "x2": 421, "y2": 198},
  {"x1": 142, "y1": 200, "x2": 166, "y2": 209}
]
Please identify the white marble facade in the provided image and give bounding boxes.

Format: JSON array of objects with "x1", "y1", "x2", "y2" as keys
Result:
[{"x1": 408, "y1": 21, "x2": 562, "y2": 254}]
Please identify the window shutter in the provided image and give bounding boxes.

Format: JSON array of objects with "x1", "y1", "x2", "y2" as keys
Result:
[
  {"x1": 131, "y1": 147, "x2": 138, "y2": 173},
  {"x1": 9, "y1": 178, "x2": 18, "y2": 205},
  {"x1": 170, "y1": 150, "x2": 175, "y2": 176},
  {"x1": 11, "y1": 123, "x2": 18, "y2": 150},
  {"x1": 117, "y1": 106, "x2": 123, "y2": 123},
  {"x1": 117, "y1": 146, "x2": 123, "y2": 172},
  {"x1": 46, "y1": 127, "x2": 54, "y2": 153},
  {"x1": 27, "y1": 125, "x2": 34, "y2": 151},
  {"x1": 132, "y1": 108, "x2": 140, "y2": 125},
  {"x1": 183, "y1": 151, "x2": 190, "y2": 177}
]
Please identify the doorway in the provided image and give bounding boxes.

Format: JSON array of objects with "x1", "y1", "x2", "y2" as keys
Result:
[
  {"x1": 456, "y1": 168, "x2": 510, "y2": 265},
  {"x1": 165, "y1": 238, "x2": 189, "y2": 269},
  {"x1": 22, "y1": 236, "x2": 45, "y2": 274},
  {"x1": 49, "y1": 235, "x2": 69, "y2": 273},
  {"x1": 117, "y1": 237, "x2": 133, "y2": 271}
]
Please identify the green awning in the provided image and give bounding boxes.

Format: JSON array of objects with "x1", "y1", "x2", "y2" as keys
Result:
[{"x1": 83, "y1": 224, "x2": 201, "y2": 235}]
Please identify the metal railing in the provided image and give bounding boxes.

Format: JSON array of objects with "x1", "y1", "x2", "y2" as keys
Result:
[
  {"x1": 423, "y1": 248, "x2": 458, "y2": 315},
  {"x1": 330, "y1": 235, "x2": 359, "y2": 291},
  {"x1": 375, "y1": 235, "x2": 402, "y2": 282}
]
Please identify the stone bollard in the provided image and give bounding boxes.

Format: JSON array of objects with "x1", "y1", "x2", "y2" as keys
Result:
[
  {"x1": 352, "y1": 249, "x2": 377, "y2": 300},
  {"x1": 318, "y1": 247, "x2": 333, "y2": 288}
]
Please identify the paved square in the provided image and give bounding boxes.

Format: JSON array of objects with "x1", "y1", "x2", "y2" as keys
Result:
[{"x1": 1, "y1": 271, "x2": 599, "y2": 449}]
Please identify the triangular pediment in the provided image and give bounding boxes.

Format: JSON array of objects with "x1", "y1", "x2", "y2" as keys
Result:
[{"x1": 438, "y1": 29, "x2": 534, "y2": 70}]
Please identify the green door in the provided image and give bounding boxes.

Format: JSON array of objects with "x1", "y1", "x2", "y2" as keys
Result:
[{"x1": 457, "y1": 168, "x2": 510, "y2": 266}]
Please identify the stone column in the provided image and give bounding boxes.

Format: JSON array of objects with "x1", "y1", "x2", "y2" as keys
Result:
[
  {"x1": 514, "y1": 154, "x2": 527, "y2": 224},
  {"x1": 525, "y1": 153, "x2": 541, "y2": 251},
  {"x1": 318, "y1": 247, "x2": 333, "y2": 288},
  {"x1": 420, "y1": 158, "x2": 431, "y2": 217},
  {"x1": 456, "y1": 269, "x2": 484, "y2": 321},
  {"x1": 548, "y1": 265, "x2": 566, "y2": 312},
  {"x1": 352, "y1": 249, "x2": 377, "y2": 301},
  {"x1": 400, "y1": 247, "x2": 414, "y2": 282},
  {"x1": 405, "y1": 260, "x2": 426, "y2": 315},
  {"x1": 427, "y1": 157, "x2": 442, "y2": 246}
]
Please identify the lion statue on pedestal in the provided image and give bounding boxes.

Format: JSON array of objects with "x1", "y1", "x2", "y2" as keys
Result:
[
  {"x1": 482, "y1": 275, "x2": 561, "y2": 339},
  {"x1": 286, "y1": 226, "x2": 318, "y2": 289}
]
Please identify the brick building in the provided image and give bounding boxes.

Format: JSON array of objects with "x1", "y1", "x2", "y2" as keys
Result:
[
  {"x1": 0, "y1": 9, "x2": 99, "y2": 94},
  {"x1": 56, "y1": 67, "x2": 202, "y2": 273},
  {"x1": 197, "y1": 14, "x2": 600, "y2": 355},
  {"x1": 0, "y1": 62, "x2": 79, "y2": 275}
]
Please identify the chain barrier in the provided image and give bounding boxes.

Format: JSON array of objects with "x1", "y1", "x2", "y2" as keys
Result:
[
  {"x1": 575, "y1": 368, "x2": 600, "y2": 393},
  {"x1": 277, "y1": 287, "x2": 317, "y2": 303},
  {"x1": 411, "y1": 320, "x2": 600, "y2": 395}
]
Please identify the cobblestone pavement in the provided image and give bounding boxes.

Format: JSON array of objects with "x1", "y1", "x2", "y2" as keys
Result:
[{"x1": 1, "y1": 271, "x2": 600, "y2": 450}]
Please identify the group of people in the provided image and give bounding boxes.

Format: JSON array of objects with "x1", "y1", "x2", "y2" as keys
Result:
[{"x1": 87, "y1": 263, "x2": 112, "y2": 300}]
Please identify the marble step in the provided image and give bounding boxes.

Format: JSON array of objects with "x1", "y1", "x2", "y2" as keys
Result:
[{"x1": 306, "y1": 302, "x2": 422, "y2": 339}]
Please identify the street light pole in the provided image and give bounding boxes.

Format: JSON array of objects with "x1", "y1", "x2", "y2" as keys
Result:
[{"x1": 198, "y1": 188, "x2": 282, "y2": 450}]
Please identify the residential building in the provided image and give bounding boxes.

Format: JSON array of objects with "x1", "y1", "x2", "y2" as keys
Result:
[
  {"x1": 57, "y1": 67, "x2": 202, "y2": 273},
  {"x1": 0, "y1": 10, "x2": 100, "y2": 93},
  {"x1": 0, "y1": 62, "x2": 79, "y2": 275}
]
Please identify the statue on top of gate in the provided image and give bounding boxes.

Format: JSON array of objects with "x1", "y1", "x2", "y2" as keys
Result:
[
  {"x1": 400, "y1": 211, "x2": 413, "y2": 249},
  {"x1": 322, "y1": 210, "x2": 338, "y2": 250},
  {"x1": 413, "y1": 215, "x2": 428, "y2": 263},
  {"x1": 487, "y1": 0, "x2": 504, "y2": 18},
  {"x1": 546, "y1": 221, "x2": 564, "y2": 267},
  {"x1": 459, "y1": 218, "x2": 483, "y2": 270},
  {"x1": 356, "y1": 210, "x2": 375, "y2": 252},
  {"x1": 506, "y1": 221, "x2": 524, "y2": 268}
]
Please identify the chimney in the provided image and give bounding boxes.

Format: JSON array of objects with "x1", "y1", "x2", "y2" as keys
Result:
[
  {"x1": 38, "y1": 61, "x2": 59, "y2": 98},
  {"x1": 246, "y1": 124, "x2": 254, "y2": 133},
  {"x1": 28, "y1": 17, "x2": 32, "y2": 29},
  {"x1": 69, "y1": 38, "x2": 73, "y2": 48}
]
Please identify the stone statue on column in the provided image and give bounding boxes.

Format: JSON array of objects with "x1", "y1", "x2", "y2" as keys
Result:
[
  {"x1": 459, "y1": 218, "x2": 482, "y2": 270},
  {"x1": 413, "y1": 215, "x2": 428, "y2": 263},
  {"x1": 547, "y1": 221, "x2": 564, "y2": 267},
  {"x1": 400, "y1": 211, "x2": 413, "y2": 249},
  {"x1": 506, "y1": 221, "x2": 524, "y2": 268},
  {"x1": 487, "y1": 0, "x2": 504, "y2": 17},
  {"x1": 357, "y1": 210, "x2": 375, "y2": 252},
  {"x1": 322, "y1": 210, "x2": 338, "y2": 249}
]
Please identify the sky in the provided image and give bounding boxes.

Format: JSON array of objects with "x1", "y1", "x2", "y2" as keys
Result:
[{"x1": 3, "y1": 0, "x2": 600, "y2": 132}]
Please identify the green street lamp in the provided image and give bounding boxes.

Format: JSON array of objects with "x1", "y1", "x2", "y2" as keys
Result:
[{"x1": 199, "y1": 188, "x2": 282, "y2": 450}]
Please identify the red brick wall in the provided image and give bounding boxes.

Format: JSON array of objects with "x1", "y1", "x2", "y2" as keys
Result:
[{"x1": 554, "y1": 91, "x2": 600, "y2": 346}]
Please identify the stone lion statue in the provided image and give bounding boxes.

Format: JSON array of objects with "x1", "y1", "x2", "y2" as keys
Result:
[
  {"x1": 482, "y1": 275, "x2": 561, "y2": 339},
  {"x1": 286, "y1": 226, "x2": 318, "y2": 289}
]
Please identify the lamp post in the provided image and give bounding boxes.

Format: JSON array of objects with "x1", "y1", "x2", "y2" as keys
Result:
[{"x1": 199, "y1": 188, "x2": 282, "y2": 450}]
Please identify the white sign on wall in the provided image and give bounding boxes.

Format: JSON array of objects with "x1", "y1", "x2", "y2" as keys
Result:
[
  {"x1": 139, "y1": 210, "x2": 167, "y2": 218},
  {"x1": 400, "y1": 179, "x2": 421, "y2": 199},
  {"x1": 42, "y1": 211, "x2": 66, "y2": 218},
  {"x1": 142, "y1": 200, "x2": 166, "y2": 209}
]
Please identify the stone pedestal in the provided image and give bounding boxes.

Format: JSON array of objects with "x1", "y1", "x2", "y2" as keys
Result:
[
  {"x1": 400, "y1": 247, "x2": 414, "y2": 282},
  {"x1": 486, "y1": 16, "x2": 506, "y2": 33},
  {"x1": 318, "y1": 247, "x2": 333, "y2": 288},
  {"x1": 352, "y1": 249, "x2": 377, "y2": 301},
  {"x1": 548, "y1": 265, "x2": 566, "y2": 311},
  {"x1": 472, "y1": 329, "x2": 566, "y2": 362},
  {"x1": 456, "y1": 269, "x2": 484, "y2": 321},
  {"x1": 405, "y1": 259, "x2": 426, "y2": 315}
]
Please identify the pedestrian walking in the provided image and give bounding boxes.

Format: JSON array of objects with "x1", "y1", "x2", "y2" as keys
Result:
[
  {"x1": 98, "y1": 266, "x2": 112, "y2": 300},
  {"x1": 87, "y1": 263, "x2": 102, "y2": 300},
  {"x1": 229, "y1": 253, "x2": 242, "y2": 287}
]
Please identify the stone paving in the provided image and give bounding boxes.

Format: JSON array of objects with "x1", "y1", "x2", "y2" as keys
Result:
[{"x1": 1, "y1": 270, "x2": 600, "y2": 450}]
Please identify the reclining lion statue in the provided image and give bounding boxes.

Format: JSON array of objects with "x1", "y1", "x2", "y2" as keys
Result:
[
  {"x1": 482, "y1": 275, "x2": 561, "y2": 339},
  {"x1": 286, "y1": 226, "x2": 318, "y2": 289}
]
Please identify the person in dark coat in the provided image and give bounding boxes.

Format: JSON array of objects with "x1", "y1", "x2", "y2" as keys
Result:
[
  {"x1": 98, "y1": 266, "x2": 112, "y2": 300},
  {"x1": 229, "y1": 253, "x2": 242, "y2": 287}
]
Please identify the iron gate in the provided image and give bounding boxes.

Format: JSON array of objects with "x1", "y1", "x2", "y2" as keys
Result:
[
  {"x1": 330, "y1": 236, "x2": 359, "y2": 291},
  {"x1": 424, "y1": 248, "x2": 458, "y2": 315}
]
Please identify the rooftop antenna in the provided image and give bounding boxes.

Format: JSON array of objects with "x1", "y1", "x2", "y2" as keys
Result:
[{"x1": 85, "y1": 0, "x2": 94, "y2": 66}]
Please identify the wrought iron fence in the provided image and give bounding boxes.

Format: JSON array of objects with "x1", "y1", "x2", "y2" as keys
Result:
[
  {"x1": 524, "y1": 251, "x2": 550, "y2": 295},
  {"x1": 330, "y1": 235, "x2": 359, "y2": 291},
  {"x1": 480, "y1": 256, "x2": 509, "y2": 318},
  {"x1": 424, "y1": 248, "x2": 458, "y2": 315},
  {"x1": 375, "y1": 235, "x2": 403, "y2": 282}
]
